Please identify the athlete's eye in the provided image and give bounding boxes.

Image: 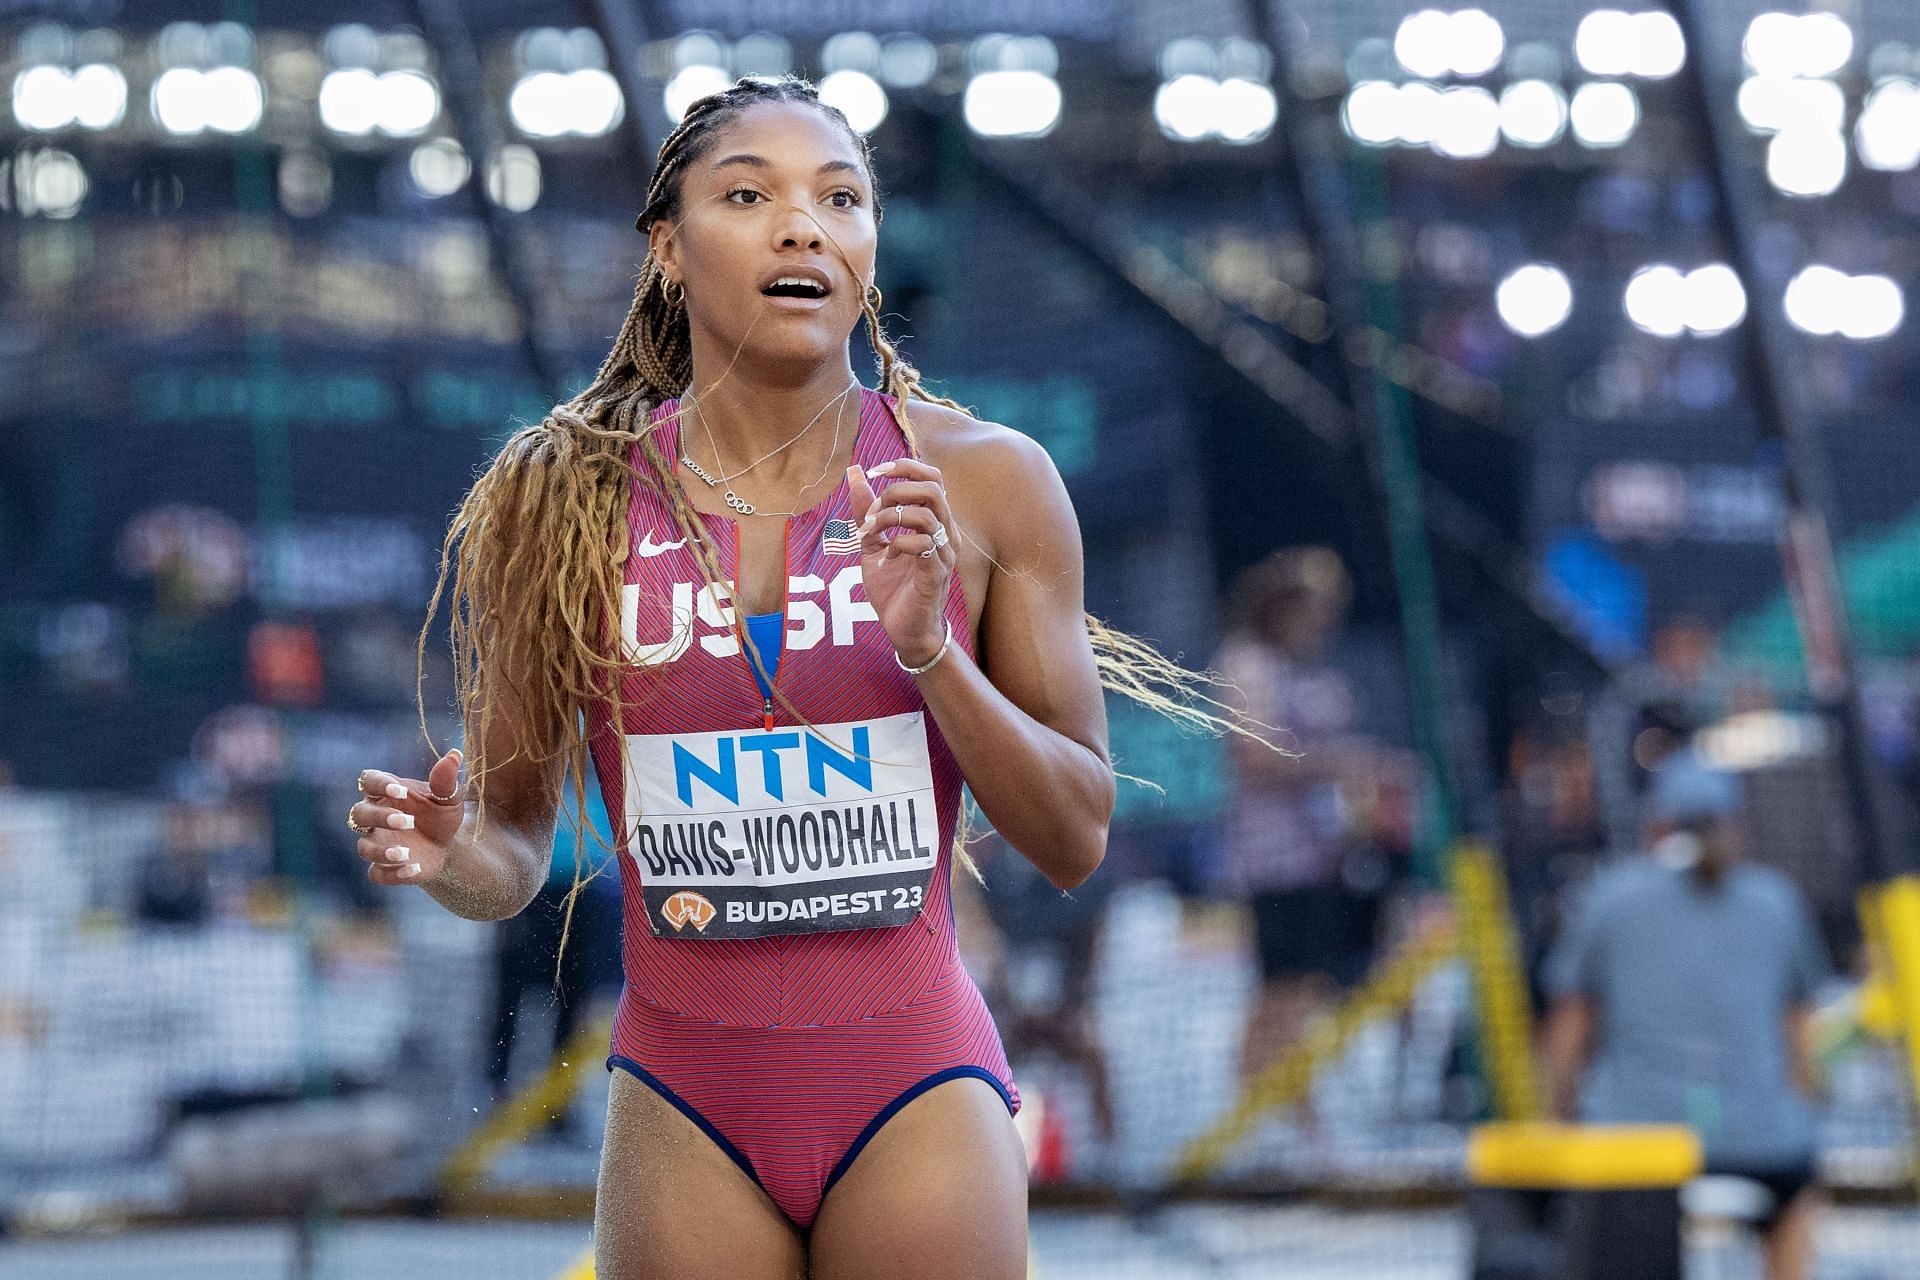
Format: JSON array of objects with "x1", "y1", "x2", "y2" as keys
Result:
[
  {"x1": 828, "y1": 188, "x2": 863, "y2": 208},
  {"x1": 724, "y1": 186, "x2": 765, "y2": 204}
]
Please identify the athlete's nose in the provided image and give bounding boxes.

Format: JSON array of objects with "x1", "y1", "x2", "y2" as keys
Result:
[{"x1": 773, "y1": 201, "x2": 824, "y2": 251}]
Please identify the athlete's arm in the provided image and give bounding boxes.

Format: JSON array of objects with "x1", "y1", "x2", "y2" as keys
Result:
[
  {"x1": 851, "y1": 429, "x2": 1113, "y2": 890},
  {"x1": 352, "y1": 616, "x2": 565, "y2": 921}
]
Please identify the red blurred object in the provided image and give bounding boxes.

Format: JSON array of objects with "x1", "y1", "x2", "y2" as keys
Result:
[{"x1": 247, "y1": 620, "x2": 324, "y2": 706}]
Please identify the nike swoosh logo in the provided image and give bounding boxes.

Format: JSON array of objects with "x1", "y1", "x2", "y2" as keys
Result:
[{"x1": 635, "y1": 533, "x2": 689, "y2": 558}]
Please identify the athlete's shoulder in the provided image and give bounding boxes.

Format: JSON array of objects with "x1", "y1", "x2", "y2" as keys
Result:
[{"x1": 896, "y1": 394, "x2": 1058, "y2": 489}]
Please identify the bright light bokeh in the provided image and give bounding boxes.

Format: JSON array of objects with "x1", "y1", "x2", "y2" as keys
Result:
[
  {"x1": 1569, "y1": 81, "x2": 1638, "y2": 147},
  {"x1": 1495, "y1": 263, "x2": 1574, "y2": 336},
  {"x1": 1857, "y1": 79, "x2": 1920, "y2": 171},
  {"x1": 1498, "y1": 79, "x2": 1567, "y2": 148},
  {"x1": 818, "y1": 69, "x2": 888, "y2": 135},
  {"x1": 664, "y1": 64, "x2": 730, "y2": 125},
  {"x1": 1433, "y1": 86, "x2": 1500, "y2": 158},
  {"x1": 409, "y1": 137, "x2": 470, "y2": 197},
  {"x1": 962, "y1": 70, "x2": 1061, "y2": 138},
  {"x1": 1766, "y1": 125, "x2": 1847, "y2": 196}
]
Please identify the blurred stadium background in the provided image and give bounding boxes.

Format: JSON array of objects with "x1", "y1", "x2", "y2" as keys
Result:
[{"x1": 4, "y1": 0, "x2": 1920, "y2": 1276}]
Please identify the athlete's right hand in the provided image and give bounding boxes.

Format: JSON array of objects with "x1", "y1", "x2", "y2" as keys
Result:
[{"x1": 352, "y1": 748, "x2": 465, "y2": 887}]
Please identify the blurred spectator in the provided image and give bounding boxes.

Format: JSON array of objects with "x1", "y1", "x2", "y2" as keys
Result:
[
  {"x1": 962, "y1": 831, "x2": 1116, "y2": 1152},
  {"x1": 1543, "y1": 747, "x2": 1828, "y2": 1280},
  {"x1": 486, "y1": 765, "x2": 623, "y2": 1114},
  {"x1": 1213, "y1": 548, "x2": 1393, "y2": 1084}
]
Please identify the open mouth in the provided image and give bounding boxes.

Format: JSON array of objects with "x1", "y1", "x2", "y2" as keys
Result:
[{"x1": 761, "y1": 277, "x2": 831, "y2": 300}]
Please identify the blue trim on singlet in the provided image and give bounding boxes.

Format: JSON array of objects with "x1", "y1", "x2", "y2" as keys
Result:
[
  {"x1": 607, "y1": 1055, "x2": 767, "y2": 1192},
  {"x1": 744, "y1": 610, "x2": 784, "y2": 701},
  {"x1": 818, "y1": 1066, "x2": 1017, "y2": 1202}
]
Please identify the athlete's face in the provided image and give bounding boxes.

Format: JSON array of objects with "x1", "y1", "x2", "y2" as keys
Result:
[{"x1": 650, "y1": 101, "x2": 878, "y2": 372}]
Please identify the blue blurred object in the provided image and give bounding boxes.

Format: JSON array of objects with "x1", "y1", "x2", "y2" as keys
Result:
[{"x1": 1644, "y1": 748, "x2": 1742, "y2": 824}]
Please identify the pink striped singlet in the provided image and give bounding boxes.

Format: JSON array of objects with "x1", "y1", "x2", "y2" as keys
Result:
[{"x1": 586, "y1": 385, "x2": 1018, "y2": 1228}]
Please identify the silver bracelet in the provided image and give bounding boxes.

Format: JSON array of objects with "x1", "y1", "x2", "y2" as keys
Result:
[{"x1": 894, "y1": 620, "x2": 954, "y2": 676}]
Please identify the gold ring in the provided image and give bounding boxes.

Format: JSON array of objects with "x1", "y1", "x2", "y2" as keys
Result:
[
  {"x1": 347, "y1": 808, "x2": 372, "y2": 836},
  {"x1": 429, "y1": 786, "x2": 459, "y2": 804}
]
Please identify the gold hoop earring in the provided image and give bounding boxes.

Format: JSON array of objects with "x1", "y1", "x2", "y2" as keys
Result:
[
  {"x1": 865, "y1": 283, "x2": 882, "y2": 309},
  {"x1": 664, "y1": 278, "x2": 685, "y2": 308}
]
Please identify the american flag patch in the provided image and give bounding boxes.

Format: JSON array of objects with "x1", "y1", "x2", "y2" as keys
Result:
[{"x1": 822, "y1": 518, "x2": 862, "y2": 556}]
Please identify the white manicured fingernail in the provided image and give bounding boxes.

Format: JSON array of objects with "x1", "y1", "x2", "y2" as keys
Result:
[
  {"x1": 867, "y1": 462, "x2": 895, "y2": 478},
  {"x1": 385, "y1": 783, "x2": 407, "y2": 799},
  {"x1": 386, "y1": 847, "x2": 411, "y2": 863},
  {"x1": 390, "y1": 813, "x2": 415, "y2": 830},
  {"x1": 398, "y1": 864, "x2": 421, "y2": 880}
]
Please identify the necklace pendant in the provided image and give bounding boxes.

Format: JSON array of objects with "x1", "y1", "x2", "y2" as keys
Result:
[
  {"x1": 682, "y1": 456, "x2": 719, "y2": 487},
  {"x1": 724, "y1": 490, "x2": 756, "y2": 516}
]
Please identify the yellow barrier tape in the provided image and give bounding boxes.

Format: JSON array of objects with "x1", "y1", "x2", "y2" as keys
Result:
[
  {"x1": 1450, "y1": 842, "x2": 1544, "y2": 1122},
  {"x1": 1467, "y1": 1122, "x2": 1701, "y2": 1190},
  {"x1": 441, "y1": 1013, "x2": 614, "y2": 1199},
  {"x1": 1169, "y1": 915, "x2": 1459, "y2": 1184}
]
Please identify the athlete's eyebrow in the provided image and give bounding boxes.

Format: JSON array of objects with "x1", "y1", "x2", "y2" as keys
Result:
[{"x1": 708, "y1": 153, "x2": 863, "y2": 179}]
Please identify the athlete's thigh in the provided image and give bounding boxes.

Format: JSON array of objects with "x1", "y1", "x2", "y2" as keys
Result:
[
  {"x1": 808, "y1": 1077, "x2": 1028, "y2": 1280},
  {"x1": 595, "y1": 1068, "x2": 805, "y2": 1280}
]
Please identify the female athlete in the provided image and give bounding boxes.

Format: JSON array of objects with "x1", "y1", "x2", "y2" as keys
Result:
[{"x1": 349, "y1": 75, "x2": 1126, "y2": 1279}]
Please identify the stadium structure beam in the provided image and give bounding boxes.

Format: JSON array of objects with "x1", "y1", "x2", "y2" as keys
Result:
[
  {"x1": 1664, "y1": 0, "x2": 1901, "y2": 880},
  {"x1": 412, "y1": 0, "x2": 574, "y2": 408},
  {"x1": 966, "y1": 148, "x2": 1611, "y2": 703}
]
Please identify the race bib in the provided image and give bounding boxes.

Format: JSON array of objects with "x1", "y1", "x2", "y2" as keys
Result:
[{"x1": 622, "y1": 712, "x2": 940, "y2": 939}]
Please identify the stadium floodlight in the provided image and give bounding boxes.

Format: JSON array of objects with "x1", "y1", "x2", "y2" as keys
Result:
[
  {"x1": 1433, "y1": 86, "x2": 1499, "y2": 158},
  {"x1": 486, "y1": 144, "x2": 541, "y2": 211},
  {"x1": 819, "y1": 69, "x2": 887, "y2": 134},
  {"x1": 1856, "y1": 79, "x2": 1920, "y2": 171},
  {"x1": 1395, "y1": 9, "x2": 1504, "y2": 80},
  {"x1": 962, "y1": 69, "x2": 1061, "y2": 138},
  {"x1": 1624, "y1": 263, "x2": 1688, "y2": 336},
  {"x1": 1569, "y1": 81, "x2": 1637, "y2": 147},
  {"x1": 1744, "y1": 11, "x2": 1853, "y2": 79},
  {"x1": 1342, "y1": 80, "x2": 1401, "y2": 146},
  {"x1": 409, "y1": 137, "x2": 470, "y2": 197},
  {"x1": 71, "y1": 64, "x2": 127, "y2": 129},
  {"x1": 1782, "y1": 264, "x2": 1850, "y2": 335},
  {"x1": 733, "y1": 32, "x2": 792, "y2": 78},
  {"x1": 821, "y1": 32, "x2": 882, "y2": 75},
  {"x1": 1215, "y1": 78, "x2": 1277, "y2": 144},
  {"x1": 322, "y1": 23, "x2": 379, "y2": 70},
  {"x1": 1574, "y1": 10, "x2": 1634, "y2": 77},
  {"x1": 1395, "y1": 81, "x2": 1444, "y2": 147},
  {"x1": 1736, "y1": 75, "x2": 1844, "y2": 135},
  {"x1": 200, "y1": 67, "x2": 263, "y2": 134},
  {"x1": 509, "y1": 72, "x2": 569, "y2": 138},
  {"x1": 13, "y1": 65, "x2": 76, "y2": 131},
  {"x1": 1839, "y1": 274, "x2": 1904, "y2": 340},
  {"x1": 1629, "y1": 12, "x2": 1685, "y2": 78},
  {"x1": 1498, "y1": 79, "x2": 1566, "y2": 148},
  {"x1": 376, "y1": 69, "x2": 439, "y2": 137},
  {"x1": 878, "y1": 35, "x2": 937, "y2": 88},
  {"x1": 664, "y1": 64, "x2": 730, "y2": 124},
  {"x1": 1766, "y1": 125, "x2": 1846, "y2": 196},
  {"x1": 1394, "y1": 10, "x2": 1452, "y2": 79},
  {"x1": 672, "y1": 31, "x2": 729, "y2": 74},
  {"x1": 1155, "y1": 74, "x2": 1216, "y2": 141},
  {"x1": 317, "y1": 68, "x2": 379, "y2": 135},
  {"x1": 23, "y1": 146, "x2": 87, "y2": 217},
  {"x1": 1495, "y1": 263, "x2": 1574, "y2": 336},
  {"x1": 1681, "y1": 263, "x2": 1746, "y2": 335},
  {"x1": 1448, "y1": 9, "x2": 1505, "y2": 78}
]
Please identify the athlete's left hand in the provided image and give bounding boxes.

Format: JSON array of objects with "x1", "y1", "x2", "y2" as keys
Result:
[{"x1": 845, "y1": 458, "x2": 956, "y2": 669}]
